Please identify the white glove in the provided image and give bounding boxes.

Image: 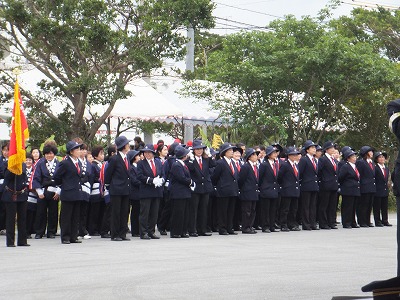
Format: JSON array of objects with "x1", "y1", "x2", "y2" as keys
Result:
[
  {"x1": 188, "y1": 151, "x2": 194, "y2": 161},
  {"x1": 190, "y1": 181, "x2": 196, "y2": 191},
  {"x1": 153, "y1": 176, "x2": 162, "y2": 187},
  {"x1": 165, "y1": 180, "x2": 169, "y2": 187},
  {"x1": 204, "y1": 147, "x2": 211, "y2": 158}
]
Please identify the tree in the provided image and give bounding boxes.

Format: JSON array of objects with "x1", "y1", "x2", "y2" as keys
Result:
[
  {"x1": 186, "y1": 15, "x2": 399, "y2": 146},
  {"x1": 0, "y1": 0, "x2": 214, "y2": 143}
]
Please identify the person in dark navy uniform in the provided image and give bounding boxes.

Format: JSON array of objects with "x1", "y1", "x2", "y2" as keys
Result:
[
  {"x1": 2, "y1": 161, "x2": 29, "y2": 247},
  {"x1": 317, "y1": 141, "x2": 339, "y2": 230},
  {"x1": 298, "y1": 140, "x2": 319, "y2": 231},
  {"x1": 277, "y1": 147, "x2": 301, "y2": 231},
  {"x1": 137, "y1": 144, "x2": 164, "y2": 240},
  {"x1": 53, "y1": 141, "x2": 86, "y2": 244},
  {"x1": 87, "y1": 145, "x2": 104, "y2": 236},
  {"x1": 104, "y1": 136, "x2": 132, "y2": 241},
  {"x1": 356, "y1": 145, "x2": 376, "y2": 227},
  {"x1": 211, "y1": 142, "x2": 239, "y2": 235},
  {"x1": 373, "y1": 151, "x2": 391, "y2": 227},
  {"x1": 338, "y1": 149, "x2": 360, "y2": 228},
  {"x1": 186, "y1": 140, "x2": 214, "y2": 237},
  {"x1": 127, "y1": 150, "x2": 141, "y2": 237},
  {"x1": 238, "y1": 148, "x2": 260, "y2": 234},
  {"x1": 232, "y1": 146, "x2": 244, "y2": 231},
  {"x1": 387, "y1": 98, "x2": 400, "y2": 275},
  {"x1": 0, "y1": 143, "x2": 9, "y2": 235},
  {"x1": 169, "y1": 146, "x2": 194, "y2": 238},
  {"x1": 259, "y1": 146, "x2": 280, "y2": 233},
  {"x1": 31, "y1": 143, "x2": 60, "y2": 239}
]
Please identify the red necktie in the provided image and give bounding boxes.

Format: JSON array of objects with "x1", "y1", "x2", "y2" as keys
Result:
[
  {"x1": 355, "y1": 167, "x2": 360, "y2": 179},
  {"x1": 369, "y1": 162, "x2": 374, "y2": 170},
  {"x1": 331, "y1": 157, "x2": 337, "y2": 171},
  {"x1": 150, "y1": 160, "x2": 156, "y2": 176},
  {"x1": 124, "y1": 157, "x2": 129, "y2": 170},
  {"x1": 253, "y1": 164, "x2": 258, "y2": 179},
  {"x1": 383, "y1": 167, "x2": 387, "y2": 179},
  {"x1": 75, "y1": 162, "x2": 80, "y2": 174},
  {"x1": 229, "y1": 161, "x2": 235, "y2": 175},
  {"x1": 275, "y1": 160, "x2": 280, "y2": 170},
  {"x1": 236, "y1": 161, "x2": 241, "y2": 172},
  {"x1": 311, "y1": 158, "x2": 317, "y2": 170},
  {"x1": 199, "y1": 158, "x2": 203, "y2": 170},
  {"x1": 293, "y1": 164, "x2": 298, "y2": 177},
  {"x1": 272, "y1": 163, "x2": 276, "y2": 177}
]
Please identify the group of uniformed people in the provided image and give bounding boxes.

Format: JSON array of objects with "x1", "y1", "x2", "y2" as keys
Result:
[{"x1": 0, "y1": 136, "x2": 393, "y2": 246}]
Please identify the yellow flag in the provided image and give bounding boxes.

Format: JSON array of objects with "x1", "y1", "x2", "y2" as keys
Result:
[{"x1": 212, "y1": 134, "x2": 223, "y2": 150}]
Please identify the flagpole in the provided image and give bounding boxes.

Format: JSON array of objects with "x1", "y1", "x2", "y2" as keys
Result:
[{"x1": 11, "y1": 68, "x2": 21, "y2": 198}]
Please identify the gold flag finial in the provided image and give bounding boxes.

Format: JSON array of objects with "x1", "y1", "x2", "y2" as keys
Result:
[{"x1": 12, "y1": 67, "x2": 21, "y2": 77}]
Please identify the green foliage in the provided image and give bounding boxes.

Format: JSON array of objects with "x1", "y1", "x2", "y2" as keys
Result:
[
  {"x1": 0, "y1": 0, "x2": 215, "y2": 144},
  {"x1": 188, "y1": 13, "x2": 400, "y2": 147}
]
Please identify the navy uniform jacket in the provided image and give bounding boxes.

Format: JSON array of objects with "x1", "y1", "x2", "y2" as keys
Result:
[
  {"x1": 31, "y1": 157, "x2": 59, "y2": 189},
  {"x1": 298, "y1": 155, "x2": 319, "y2": 192},
  {"x1": 0, "y1": 156, "x2": 7, "y2": 193},
  {"x1": 104, "y1": 153, "x2": 130, "y2": 196},
  {"x1": 137, "y1": 158, "x2": 164, "y2": 199},
  {"x1": 80, "y1": 159, "x2": 94, "y2": 202},
  {"x1": 375, "y1": 164, "x2": 389, "y2": 198},
  {"x1": 1, "y1": 162, "x2": 28, "y2": 202},
  {"x1": 338, "y1": 162, "x2": 361, "y2": 197},
  {"x1": 211, "y1": 158, "x2": 239, "y2": 198},
  {"x1": 355, "y1": 159, "x2": 376, "y2": 194},
  {"x1": 53, "y1": 156, "x2": 86, "y2": 202},
  {"x1": 129, "y1": 164, "x2": 141, "y2": 201},
  {"x1": 238, "y1": 162, "x2": 259, "y2": 201},
  {"x1": 169, "y1": 161, "x2": 192, "y2": 199},
  {"x1": 277, "y1": 160, "x2": 300, "y2": 198},
  {"x1": 259, "y1": 160, "x2": 279, "y2": 199},
  {"x1": 317, "y1": 155, "x2": 338, "y2": 191},
  {"x1": 90, "y1": 160, "x2": 103, "y2": 203},
  {"x1": 186, "y1": 156, "x2": 215, "y2": 194}
]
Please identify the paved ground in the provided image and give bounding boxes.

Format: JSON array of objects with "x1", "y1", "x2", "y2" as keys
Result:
[{"x1": 0, "y1": 215, "x2": 397, "y2": 300}]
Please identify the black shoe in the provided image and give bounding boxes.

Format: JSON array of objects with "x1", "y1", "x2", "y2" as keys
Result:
[
  {"x1": 181, "y1": 234, "x2": 189, "y2": 238},
  {"x1": 140, "y1": 234, "x2": 151, "y2": 240},
  {"x1": 159, "y1": 230, "x2": 167, "y2": 236},
  {"x1": 18, "y1": 243, "x2": 30, "y2": 246},
  {"x1": 368, "y1": 223, "x2": 374, "y2": 227},
  {"x1": 343, "y1": 225, "x2": 352, "y2": 229},
  {"x1": 281, "y1": 227, "x2": 290, "y2": 232},
  {"x1": 35, "y1": 234, "x2": 42, "y2": 239},
  {"x1": 131, "y1": 234, "x2": 140, "y2": 237},
  {"x1": 352, "y1": 224, "x2": 360, "y2": 228},
  {"x1": 360, "y1": 224, "x2": 369, "y2": 228},
  {"x1": 383, "y1": 222, "x2": 393, "y2": 227},
  {"x1": 311, "y1": 226, "x2": 320, "y2": 230},
  {"x1": 101, "y1": 233, "x2": 111, "y2": 238},
  {"x1": 262, "y1": 228, "x2": 271, "y2": 233},
  {"x1": 170, "y1": 235, "x2": 181, "y2": 238},
  {"x1": 198, "y1": 232, "x2": 212, "y2": 236},
  {"x1": 149, "y1": 234, "x2": 160, "y2": 239},
  {"x1": 111, "y1": 237, "x2": 123, "y2": 241},
  {"x1": 375, "y1": 223, "x2": 384, "y2": 227},
  {"x1": 290, "y1": 227, "x2": 301, "y2": 231},
  {"x1": 121, "y1": 237, "x2": 131, "y2": 241},
  {"x1": 70, "y1": 240, "x2": 82, "y2": 243},
  {"x1": 62, "y1": 241, "x2": 70, "y2": 244},
  {"x1": 189, "y1": 233, "x2": 198, "y2": 237},
  {"x1": 320, "y1": 226, "x2": 331, "y2": 230},
  {"x1": 7, "y1": 244, "x2": 16, "y2": 247},
  {"x1": 47, "y1": 234, "x2": 55, "y2": 239},
  {"x1": 228, "y1": 231, "x2": 238, "y2": 235},
  {"x1": 302, "y1": 226, "x2": 312, "y2": 231},
  {"x1": 330, "y1": 226, "x2": 338, "y2": 230},
  {"x1": 242, "y1": 228, "x2": 256, "y2": 234},
  {"x1": 219, "y1": 231, "x2": 229, "y2": 235}
]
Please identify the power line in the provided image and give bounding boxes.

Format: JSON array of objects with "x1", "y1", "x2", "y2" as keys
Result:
[
  {"x1": 214, "y1": 1, "x2": 284, "y2": 19},
  {"x1": 214, "y1": 16, "x2": 272, "y2": 31},
  {"x1": 341, "y1": 0, "x2": 399, "y2": 10}
]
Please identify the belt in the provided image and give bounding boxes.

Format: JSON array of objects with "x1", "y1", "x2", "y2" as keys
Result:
[{"x1": 5, "y1": 186, "x2": 27, "y2": 201}]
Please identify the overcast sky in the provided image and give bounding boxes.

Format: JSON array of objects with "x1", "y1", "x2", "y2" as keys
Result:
[{"x1": 211, "y1": 0, "x2": 400, "y2": 35}]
